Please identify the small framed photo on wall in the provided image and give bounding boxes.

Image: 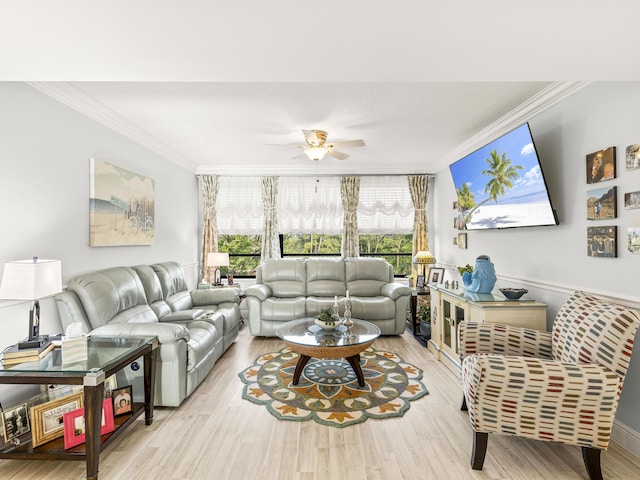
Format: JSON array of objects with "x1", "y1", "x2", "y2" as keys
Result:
[
  {"x1": 586, "y1": 147, "x2": 616, "y2": 183},
  {"x1": 586, "y1": 186, "x2": 617, "y2": 220},
  {"x1": 626, "y1": 143, "x2": 640, "y2": 171},
  {"x1": 587, "y1": 226, "x2": 617, "y2": 258}
]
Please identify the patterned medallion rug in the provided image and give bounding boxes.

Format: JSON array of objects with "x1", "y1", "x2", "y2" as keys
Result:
[{"x1": 238, "y1": 347, "x2": 428, "y2": 428}]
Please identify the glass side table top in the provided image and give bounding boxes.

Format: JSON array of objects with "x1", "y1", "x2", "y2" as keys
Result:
[
  {"x1": 276, "y1": 318, "x2": 381, "y2": 348},
  {"x1": 0, "y1": 336, "x2": 157, "y2": 374}
]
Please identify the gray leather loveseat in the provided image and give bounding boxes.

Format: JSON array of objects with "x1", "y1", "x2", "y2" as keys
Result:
[
  {"x1": 245, "y1": 257, "x2": 411, "y2": 336},
  {"x1": 55, "y1": 262, "x2": 241, "y2": 407}
]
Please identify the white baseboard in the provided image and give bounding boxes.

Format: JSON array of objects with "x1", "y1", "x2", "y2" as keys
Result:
[{"x1": 612, "y1": 419, "x2": 640, "y2": 458}]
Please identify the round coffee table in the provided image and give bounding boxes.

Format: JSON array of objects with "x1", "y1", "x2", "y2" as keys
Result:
[{"x1": 276, "y1": 318, "x2": 381, "y2": 387}]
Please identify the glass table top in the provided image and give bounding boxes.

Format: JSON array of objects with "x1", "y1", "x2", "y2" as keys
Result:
[
  {"x1": 0, "y1": 336, "x2": 156, "y2": 374},
  {"x1": 276, "y1": 318, "x2": 380, "y2": 348}
]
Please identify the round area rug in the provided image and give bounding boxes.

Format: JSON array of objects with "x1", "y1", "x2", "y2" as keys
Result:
[{"x1": 238, "y1": 347, "x2": 428, "y2": 428}]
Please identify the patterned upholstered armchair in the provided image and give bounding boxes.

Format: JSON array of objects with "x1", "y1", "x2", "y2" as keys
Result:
[{"x1": 459, "y1": 291, "x2": 640, "y2": 480}]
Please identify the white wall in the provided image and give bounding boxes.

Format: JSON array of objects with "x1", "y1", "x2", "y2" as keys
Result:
[
  {"x1": 432, "y1": 82, "x2": 640, "y2": 448},
  {"x1": 0, "y1": 83, "x2": 199, "y2": 404}
]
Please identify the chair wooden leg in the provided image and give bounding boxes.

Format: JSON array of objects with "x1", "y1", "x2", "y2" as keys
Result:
[
  {"x1": 471, "y1": 431, "x2": 488, "y2": 470},
  {"x1": 460, "y1": 394, "x2": 468, "y2": 411},
  {"x1": 582, "y1": 447, "x2": 603, "y2": 480}
]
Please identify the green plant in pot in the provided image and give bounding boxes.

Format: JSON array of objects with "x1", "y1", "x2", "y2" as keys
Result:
[
  {"x1": 457, "y1": 264, "x2": 473, "y2": 276},
  {"x1": 315, "y1": 308, "x2": 338, "y2": 329},
  {"x1": 417, "y1": 304, "x2": 431, "y2": 339}
]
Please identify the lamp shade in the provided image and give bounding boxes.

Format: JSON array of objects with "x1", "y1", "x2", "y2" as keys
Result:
[
  {"x1": 207, "y1": 252, "x2": 230, "y2": 267},
  {"x1": 412, "y1": 251, "x2": 436, "y2": 265},
  {"x1": 0, "y1": 258, "x2": 62, "y2": 300},
  {"x1": 304, "y1": 146, "x2": 328, "y2": 162}
]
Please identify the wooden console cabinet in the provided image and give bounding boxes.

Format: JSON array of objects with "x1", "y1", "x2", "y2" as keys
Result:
[{"x1": 428, "y1": 285, "x2": 547, "y2": 374}]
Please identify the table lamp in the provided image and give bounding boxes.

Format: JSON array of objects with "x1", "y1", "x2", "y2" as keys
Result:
[
  {"x1": 412, "y1": 250, "x2": 436, "y2": 276},
  {"x1": 207, "y1": 252, "x2": 229, "y2": 286},
  {"x1": 0, "y1": 257, "x2": 62, "y2": 349}
]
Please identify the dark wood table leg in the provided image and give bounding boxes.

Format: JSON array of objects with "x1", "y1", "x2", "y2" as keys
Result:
[
  {"x1": 346, "y1": 354, "x2": 365, "y2": 387},
  {"x1": 84, "y1": 380, "x2": 105, "y2": 480},
  {"x1": 292, "y1": 354, "x2": 311, "y2": 385},
  {"x1": 143, "y1": 346, "x2": 157, "y2": 425}
]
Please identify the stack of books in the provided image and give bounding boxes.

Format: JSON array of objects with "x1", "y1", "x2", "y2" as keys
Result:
[{"x1": 1, "y1": 340, "x2": 54, "y2": 366}]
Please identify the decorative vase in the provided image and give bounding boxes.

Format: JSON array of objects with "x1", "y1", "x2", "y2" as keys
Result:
[{"x1": 420, "y1": 321, "x2": 431, "y2": 339}]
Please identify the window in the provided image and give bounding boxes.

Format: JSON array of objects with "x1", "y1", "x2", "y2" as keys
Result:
[
  {"x1": 281, "y1": 233, "x2": 342, "y2": 256},
  {"x1": 218, "y1": 235, "x2": 261, "y2": 277},
  {"x1": 359, "y1": 233, "x2": 413, "y2": 276}
]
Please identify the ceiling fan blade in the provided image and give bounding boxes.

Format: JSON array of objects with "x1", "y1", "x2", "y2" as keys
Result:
[
  {"x1": 327, "y1": 139, "x2": 365, "y2": 148},
  {"x1": 326, "y1": 150, "x2": 349, "y2": 160},
  {"x1": 302, "y1": 129, "x2": 318, "y2": 145}
]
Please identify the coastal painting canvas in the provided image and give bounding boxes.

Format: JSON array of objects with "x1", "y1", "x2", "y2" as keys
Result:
[
  {"x1": 89, "y1": 159, "x2": 155, "y2": 246},
  {"x1": 449, "y1": 123, "x2": 557, "y2": 230}
]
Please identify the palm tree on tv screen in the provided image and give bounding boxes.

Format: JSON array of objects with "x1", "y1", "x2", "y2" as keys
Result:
[{"x1": 464, "y1": 149, "x2": 523, "y2": 223}]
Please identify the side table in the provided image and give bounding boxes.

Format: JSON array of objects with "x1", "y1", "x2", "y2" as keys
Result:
[
  {"x1": 0, "y1": 336, "x2": 158, "y2": 480},
  {"x1": 409, "y1": 289, "x2": 430, "y2": 335}
]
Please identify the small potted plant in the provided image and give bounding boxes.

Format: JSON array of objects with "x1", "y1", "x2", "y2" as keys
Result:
[
  {"x1": 457, "y1": 264, "x2": 473, "y2": 276},
  {"x1": 417, "y1": 304, "x2": 431, "y2": 339},
  {"x1": 315, "y1": 308, "x2": 338, "y2": 330}
]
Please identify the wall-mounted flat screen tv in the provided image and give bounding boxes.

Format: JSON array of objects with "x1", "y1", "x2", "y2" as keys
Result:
[{"x1": 449, "y1": 123, "x2": 558, "y2": 230}]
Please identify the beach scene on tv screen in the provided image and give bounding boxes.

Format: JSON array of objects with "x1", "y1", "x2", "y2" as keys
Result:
[{"x1": 450, "y1": 124, "x2": 556, "y2": 230}]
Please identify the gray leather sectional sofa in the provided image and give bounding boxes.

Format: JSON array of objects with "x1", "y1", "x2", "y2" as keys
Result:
[
  {"x1": 245, "y1": 257, "x2": 411, "y2": 336},
  {"x1": 55, "y1": 261, "x2": 241, "y2": 407}
]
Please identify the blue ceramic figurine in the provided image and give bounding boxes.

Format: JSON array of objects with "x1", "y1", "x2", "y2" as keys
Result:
[{"x1": 461, "y1": 255, "x2": 496, "y2": 294}]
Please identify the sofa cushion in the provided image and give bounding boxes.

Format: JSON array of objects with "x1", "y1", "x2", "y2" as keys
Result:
[
  {"x1": 350, "y1": 296, "x2": 396, "y2": 320},
  {"x1": 345, "y1": 257, "x2": 392, "y2": 297},
  {"x1": 185, "y1": 320, "x2": 221, "y2": 371},
  {"x1": 66, "y1": 267, "x2": 156, "y2": 328},
  {"x1": 260, "y1": 259, "x2": 307, "y2": 298},
  {"x1": 260, "y1": 297, "x2": 307, "y2": 321},
  {"x1": 306, "y1": 258, "x2": 347, "y2": 297},
  {"x1": 132, "y1": 265, "x2": 173, "y2": 319}
]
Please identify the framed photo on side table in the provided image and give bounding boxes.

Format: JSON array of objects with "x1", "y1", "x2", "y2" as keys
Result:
[
  {"x1": 2, "y1": 403, "x2": 30, "y2": 443},
  {"x1": 112, "y1": 385, "x2": 133, "y2": 416},
  {"x1": 30, "y1": 392, "x2": 84, "y2": 447},
  {"x1": 416, "y1": 275, "x2": 425, "y2": 289},
  {"x1": 427, "y1": 267, "x2": 445, "y2": 284},
  {"x1": 63, "y1": 399, "x2": 114, "y2": 450}
]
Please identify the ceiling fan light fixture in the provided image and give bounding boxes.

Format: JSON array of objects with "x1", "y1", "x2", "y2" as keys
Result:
[{"x1": 304, "y1": 146, "x2": 328, "y2": 161}]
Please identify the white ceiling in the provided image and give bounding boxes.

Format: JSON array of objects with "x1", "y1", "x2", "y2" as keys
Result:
[{"x1": 3, "y1": 1, "x2": 640, "y2": 176}]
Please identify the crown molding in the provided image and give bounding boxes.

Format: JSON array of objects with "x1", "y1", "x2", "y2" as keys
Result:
[
  {"x1": 431, "y1": 81, "x2": 590, "y2": 173},
  {"x1": 27, "y1": 82, "x2": 199, "y2": 172}
]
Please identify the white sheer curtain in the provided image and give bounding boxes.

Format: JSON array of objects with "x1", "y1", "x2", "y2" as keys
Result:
[
  {"x1": 358, "y1": 176, "x2": 414, "y2": 233},
  {"x1": 216, "y1": 176, "x2": 263, "y2": 234},
  {"x1": 278, "y1": 176, "x2": 343, "y2": 234}
]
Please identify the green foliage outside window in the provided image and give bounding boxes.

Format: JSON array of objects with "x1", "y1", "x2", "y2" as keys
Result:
[{"x1": 219, "y1": 233, "x2": 414, "y2": 277}]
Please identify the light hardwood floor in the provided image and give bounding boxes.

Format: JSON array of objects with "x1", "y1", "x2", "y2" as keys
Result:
[{"x1": 2, "y1": 325, "x2": 640, "y2": 480}]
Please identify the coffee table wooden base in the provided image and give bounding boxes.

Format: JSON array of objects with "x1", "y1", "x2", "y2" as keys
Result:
[{"x1": 285, "y1": 340, "x2": 375, "y2": 388}]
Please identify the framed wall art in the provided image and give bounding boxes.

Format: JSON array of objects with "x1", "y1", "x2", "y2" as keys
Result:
[
  {"x1": 624, "y1": 191, "x2": 640, "y2": 210},
  {"x1": 628, "y1": 228, "x2": 640, "y2": 254},
  {"x1": 586, "y1": 186, "x2": 617, "y2": 220},
  {"x1": 587, "y1": 226, "x2": 617, "y2": 258},
  {"x1": 63, "y1": 399, "x2": 114, "y2": 450},
  {"x1": 458, "y1": 232, "x2": 468, "y2": 249},
  {"x1": 586, "y1": 147, "x2": 616, "y2": 183},
  {"x1": 89, "y1": 158, "x2": 155, "y2": 247},
  {"x1": 626, "y1": 143, "x2": 640, "y2": 171},
  {"x1": 30, "y1": 392, "x2": 83, "y2": 447}
]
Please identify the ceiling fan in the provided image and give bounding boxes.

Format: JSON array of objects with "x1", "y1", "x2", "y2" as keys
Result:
[{"x1": 298, "y1": 129, "x2": 365, "y2": 161}]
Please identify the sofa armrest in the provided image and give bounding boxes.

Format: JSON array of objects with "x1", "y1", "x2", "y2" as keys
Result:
[
  {"x1": 461, "y1": 354, "x2": 621, "y2": 447},
  {"x1": 459, "y1": 322, "x2": 552, "y2": 359},
  {"x1": 191, "y1": 289, "x2": 239, "y2": 306},
  {"x1": 159, "y1": 310, "x2": 205, "y2": 322},
  {"x1": 380, "y1": 282, "x2": 411, "y2": 300},
  {"x1": 90, "y1": 322, "x2": 190, "y2": 344},
  {"x1": 244, "y1": 284, "x2": 272, "y2": 302}
]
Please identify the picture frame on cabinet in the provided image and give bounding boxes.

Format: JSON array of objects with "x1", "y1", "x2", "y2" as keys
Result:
[
  {"x1": 427, "y1": 267, "x2": 445, "y2": 284},
  {"x1": 586, "y1": 147, "x2": 616, "y2": 183}
]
